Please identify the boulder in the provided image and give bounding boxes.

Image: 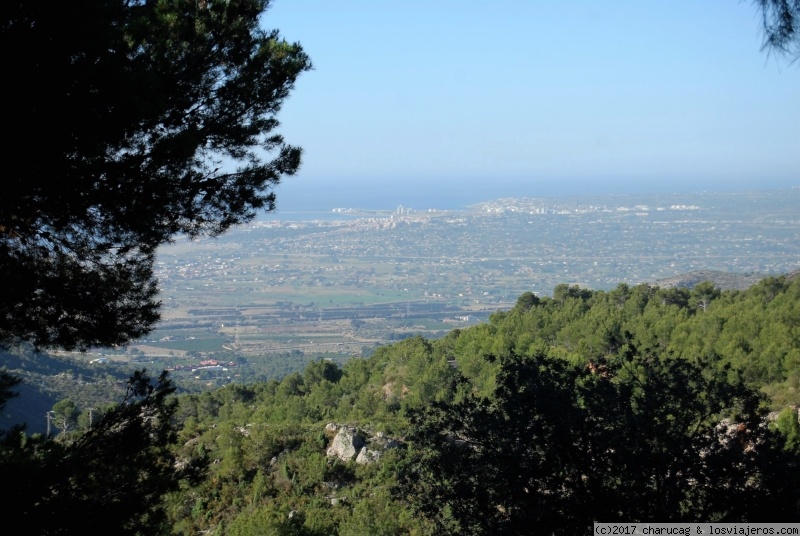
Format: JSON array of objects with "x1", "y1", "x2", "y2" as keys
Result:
[
  {"x1": 355, "y1": 446, "x2": 382, "y2": 465},
  {"x1": 326, "y1": 426, "x2": 365, "y2": 461}
]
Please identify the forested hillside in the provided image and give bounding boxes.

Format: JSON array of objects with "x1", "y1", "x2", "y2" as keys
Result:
[
  {"x1": 0, "y1": 348, "x2": 135, "y2": 435},
  {"x1": 156, "y1": 274, "x2": 800, "y2": 534}
]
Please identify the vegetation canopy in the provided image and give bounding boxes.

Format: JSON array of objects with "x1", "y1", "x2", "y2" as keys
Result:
[
  {"x1": 755, "y1": 0, "x2": 800, "y2": 61},
  {"x1": 403, "y1": 349, "x2": 798, "y2": 534},
  {"x1": 0, "y1": 0, "x2": 311, "y2": 350},
  {"x1": 0, "y1": 370, "x2": 205, "y2": 535}
]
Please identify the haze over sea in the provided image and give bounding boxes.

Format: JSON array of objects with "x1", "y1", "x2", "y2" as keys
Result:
[
  {"x1": 264, "y1": 1, "x2": 798, "y2": 221},
  {"x1": 271, "y1": 177, "x2": 800, "y2": 217}
]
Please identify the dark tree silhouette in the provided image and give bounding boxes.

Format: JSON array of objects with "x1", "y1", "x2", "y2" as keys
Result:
[
  {"x1": 0, "y1": 370, "x2": 205, "y2": 535},
  {"x1": 403, "y1": 349, "x2": 800, "y2": 535},
  {"x1": 1, "y1": 0, "x2": 311, "y2": 350},
  {"x1": 755, "y1": 0, "x2": 800, "y2": 60}
]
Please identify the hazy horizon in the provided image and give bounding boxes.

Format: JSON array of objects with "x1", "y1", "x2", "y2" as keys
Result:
[
  {"x1": 272, "y1": 176, "x2": 800, "y2": 214},
  {"x1": 262, "y1": 0, "x2": 798, "y2": 213}
]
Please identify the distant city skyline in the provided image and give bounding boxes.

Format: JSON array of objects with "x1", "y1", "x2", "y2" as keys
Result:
[{"x1": 262, "y1": 0, "x2": 798, "y2": 212}]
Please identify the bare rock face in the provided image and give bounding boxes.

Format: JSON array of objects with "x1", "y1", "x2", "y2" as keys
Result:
[
  {"x1": 355, "y1": 446, "x2": 382, "y2": 465},
  {"x1": 326, "y1": 426, "x2": 365, "y2": 461},
  {"x1": 324, "y1": 422, "x2": 339, "y2": 435},
  {"x1": 324, "y1": 423, "x2": 405, "y2": 464}
]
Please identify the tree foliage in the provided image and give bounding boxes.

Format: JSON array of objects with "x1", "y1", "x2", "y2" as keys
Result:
[
  {"x1": 403, "y1": 350, "x2": 800, "y2": 535},
  {"x1": 0, "y1": 0, "x2": 311, "y2": 350},
  {"x1": 754, "y1": 0, "x2": 800, "y2": 60},
  {"x1": 0, "y1": 370, "x2": 204, "y2": 535},
  {"x1": 446, "y1": 277, "x2": 800, "y2": 403},
  {"x1": 51, "y1": 398, "x2": 80, "y2": 435}
]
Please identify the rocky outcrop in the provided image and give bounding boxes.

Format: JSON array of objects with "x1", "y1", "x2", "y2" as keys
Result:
[
  {"x1": 355, "y1": 446, "x2": 381, "y2": 464},
  {"x1": 326, "y1": 425, "x2": 365, "y2": 461},
  {"x1": 324, "y1": 423, "x2": 403, "y2": 464}
]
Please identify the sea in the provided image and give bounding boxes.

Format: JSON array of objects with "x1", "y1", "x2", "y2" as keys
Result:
[{"x1": 267, "y1": 176, "x2": 800, "y2": 220}]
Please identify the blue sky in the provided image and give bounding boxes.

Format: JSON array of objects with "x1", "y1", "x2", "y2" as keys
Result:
[{"x1": 261, "y1": 1, "x2": 798, "y2": 208}]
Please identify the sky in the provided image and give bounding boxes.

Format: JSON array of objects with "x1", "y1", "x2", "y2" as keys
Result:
[{"x1": 259, "y1": 1, "x2": 799, "y2": 211}]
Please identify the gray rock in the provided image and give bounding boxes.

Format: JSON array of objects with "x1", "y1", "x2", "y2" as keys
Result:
[
  {"x1": 355, "y1": 446, "x2": 382, "y2": 465},
  {"x1": 326, "y1": 426, "x2": 365, "y2": 461}
]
